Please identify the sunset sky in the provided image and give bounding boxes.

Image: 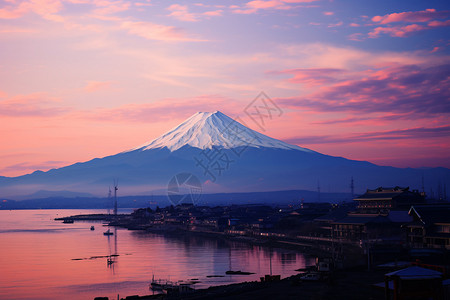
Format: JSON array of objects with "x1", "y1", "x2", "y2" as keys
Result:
[{"x1": 0, "y1": 0, "x2": 449, "y2": 177}]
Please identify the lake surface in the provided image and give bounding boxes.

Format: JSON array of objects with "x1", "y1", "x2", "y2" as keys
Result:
[{"x1": 0, "y1": 209, "x2": 315, "y2": 299}]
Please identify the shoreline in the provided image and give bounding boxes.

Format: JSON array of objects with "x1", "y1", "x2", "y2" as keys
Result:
[
  {"x1": 55, "y1": 213, "x2": 343, "y2": 259},
  {"x1": 111, "y1": 268, "x2": 386, "y2": 300},
  {"x1": 54, "y1": 213, "x2": 426, "y2": 300}
]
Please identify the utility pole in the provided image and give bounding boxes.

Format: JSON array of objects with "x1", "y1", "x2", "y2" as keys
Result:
[
  {"x1": 113, "y1": 179, "x2": 118, "y2": 215},
  {"x1": 421, "y1": 175, "x2": 425, "y2": 194},
  {"x1": 317, "y1": 180, "x2": 321, "y2": 202},
  {"x1": 107, "y1": 187, "x2": 112, "y2": 215},
  {"x1": 350, "y1": 176, "x2": 354, "y2": 200}
]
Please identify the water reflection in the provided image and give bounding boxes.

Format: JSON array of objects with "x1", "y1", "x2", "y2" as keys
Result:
[
  {"x1": 106, "y1": 227, "x2": 118, "y2": 270},
  {"x1": 129, "y1": 231, "x2": 310, "y2": 284},
  {"x1": 0, "y1": 210, "x2": 315, "y2": 300}
]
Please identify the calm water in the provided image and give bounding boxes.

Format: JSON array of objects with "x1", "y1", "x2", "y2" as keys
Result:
[{"x1": 0, "y1": 209, "x2": 315, "y2": 299}]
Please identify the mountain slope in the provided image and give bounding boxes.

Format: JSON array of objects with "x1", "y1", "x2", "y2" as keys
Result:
[{"x1": 0, "y1": 111, "x2": 449, "y2": 200}]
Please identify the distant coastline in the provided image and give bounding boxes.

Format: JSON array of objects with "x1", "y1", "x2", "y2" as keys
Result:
[{"x1": 0, "y1": 189, "x2": 353, "y2": 210}]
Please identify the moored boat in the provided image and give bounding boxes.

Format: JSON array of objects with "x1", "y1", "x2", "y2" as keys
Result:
[
  {"x1": 225, "y1": 270, "x2": 255, "y2": 275},
  {"x1": 103, "y1": 229, "x2": 113, "y2": 236},
  {"x1": 149, "y1": 278, "x2": 193, "y2": 295}
]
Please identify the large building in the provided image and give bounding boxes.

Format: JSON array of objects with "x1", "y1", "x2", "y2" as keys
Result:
[
  {"x1": 354, "y1": 186, "x2": 425, "y2": 214},
  {"x1": 407, "y1": 205, "x2": 450, "y2": 250}
]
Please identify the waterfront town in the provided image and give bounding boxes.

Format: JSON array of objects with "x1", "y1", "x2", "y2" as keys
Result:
[{"x1": 60, "y1": 186, "x2": 450, "y2": 299}]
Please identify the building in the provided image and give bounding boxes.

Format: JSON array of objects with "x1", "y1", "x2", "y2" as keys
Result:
[
  {"x1": 382, "y1": 266, "x2": 444, "y2": 300},
  {"x1": 406, "y1": 205, "x2": 450, "y2": 250},
  {"x1": 332, "y1": 215, "x2": 393, "y2": 243},
  {"x1": 355, "y1": 187, "x2": 425, "y2": 214}
]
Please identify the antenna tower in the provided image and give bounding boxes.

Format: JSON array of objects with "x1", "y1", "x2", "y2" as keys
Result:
[
  {"x1": 107, "y1": 187, "x2": 112, "y2": 215},
  {"x1": 350, "y1": 176, "x2": 354, "y2": 199},
  {"x1": 317, "y1": 180, "x2": 321, "y2": 202},
  {"x1": 421, "y1": 175, "x2": 425, "y2": 194},
  {"x1": 113, "y1": 179, "x2": 119, "y2": 215}
]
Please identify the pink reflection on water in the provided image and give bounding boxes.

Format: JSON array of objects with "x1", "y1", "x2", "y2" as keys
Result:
[{"x1": 0, "y1": 210, "x2": 315, "y2": 299}]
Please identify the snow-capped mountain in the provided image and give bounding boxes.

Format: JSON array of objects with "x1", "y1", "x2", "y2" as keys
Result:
[
  {"x1": 0, "y1": 111, "x2": 449, "y2": 200},
  {"x1": 130, "y1": 111, "x2": 310, "y2": 152}
]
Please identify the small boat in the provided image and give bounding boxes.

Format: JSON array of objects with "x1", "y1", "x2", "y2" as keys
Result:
[
  {"x1": 90, "y1": 226, "x2": 95, "y2": 230},
  {"x1": 149, "y1": 276, "x2": 170, "y2": 291},
  {"x1": 107, "y1": 256, "x2": 115, "y2": 265},
  {"x1": 103, "y1": 229, "x2": 113, "y2": 236},
  {"x1": 149, "y1": 276, "x2": 193, "y2": 295},
  {"x1": 225, "y1": 270, "x2": 255, "y2": 275},
  {"x1": 150, "y1": 281, "x2": 164, "y2": 291},
  {"x1": 63, "y1": 219, "x2": 74, "y2": 224}
]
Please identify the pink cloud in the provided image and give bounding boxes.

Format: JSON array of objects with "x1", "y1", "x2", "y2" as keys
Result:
[
  {"x1": 368, "y1": 19, "x2": 450, "y2": 38},
  {"x1": 203, "y1": 10, "x2": 223, "y2": 17},
  {"x1": 286, "y1": 125, "x2": 450, "y2": 144},
  {"x1": 428, "y1": 19, "x2": 450, "y2": 27},
  {"x1": 232, "y1": 0, "x2": 317, "y2": 14},
  {"x1": 372, "y1": 8, "x2": 450, "y2": 24},
  {"x1": 30, "y1": 0, "x2": 63, "y2": 15},
  {"x1": 167, "y1": 4, "x2": 199, "y2": 22},
  {"x1": 0, "y1": 93, "x2": 69, "y2": 117},
  {"x1": 278, "y1": 64, "x2": 450, "y2": 117},
  {"x1": 84, "y1": 81, "x2": 114, "y2": 93},
  {"x1": 247, "y1": 0, "x2": 284, "y2": 9},
  {"x1": 367, "y1": 8, "x2": 450, "y2": 38},
  {"x1": 0, "y1": 0, "x2": 132, "y2": 23},
  {"x1": 323, "y1": 11, "x2": 334, "y2": 16},
  {"x1": 120, "y1": 21, "x2": 205, "y2": 42},
  {"x1": 369, "y1": 24, "x2": 426, "y2": 38},
  {"x1": 430, "y1": 47, "x2": 440, "y2": 53},
  {"x1": 232, "y1": 1, "x2": 282, "y2": 14},
  {"x1": 134, "y1": 2, "x2": 152, "y2": 7},
  {"x1": 281, "y1": 0, "x2": 318, "y2": 2},
  {"x1": 347, "y1": 32, "x2": 364, "y2": 41},
  {"x1": 0, "y1": 2, "x2": 28, "y2": 19},
  {"x1": 0, "y1": 0, "x2": 63, "y2": 21},
  {"x1": 166, "y1": 4, "x2": 223, "y2": 21},
  {"x1": 272, "y1": 68, "x2": 345, "y2": 86},
  {"x1": 84, "y1": 95, "x2": 242, "y2": 123},
  {"x1": 92, "y1": 0, "x2": 130, "y2": 15}
]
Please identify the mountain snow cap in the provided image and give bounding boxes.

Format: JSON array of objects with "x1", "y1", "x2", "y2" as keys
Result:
[{"x1": 131, "y1": 111, "x2": 312, "y2": 152}]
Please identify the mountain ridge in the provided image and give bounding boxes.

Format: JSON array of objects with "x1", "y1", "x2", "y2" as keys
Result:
[{"x1": 0, "y1": 111, "x2": 449, "y2": 199}]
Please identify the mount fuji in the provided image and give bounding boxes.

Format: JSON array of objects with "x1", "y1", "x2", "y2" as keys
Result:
[
  {"x1": 1, "y1": 111, "x2": 449, "y2": 200},
  {"x1": 131, "y1": 111, "x2": 304, "y2": 152}
]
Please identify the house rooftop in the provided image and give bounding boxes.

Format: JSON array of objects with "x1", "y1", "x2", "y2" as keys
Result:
[
  {"x1": 355, "y1": 187, "x2": 412, "y2": 200},
  {"x1": 409, "y1": 204, "x2": 450, "y2": 224},
  {"x1": 332, "y1": 215, "x2": 390, "y2": 225},
  {"x1": 385, "y1": 266, "x2": 442, "y2": 279}
]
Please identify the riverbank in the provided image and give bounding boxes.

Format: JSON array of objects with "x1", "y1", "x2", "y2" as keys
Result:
[
  {"x1": 112, "y1": 268, "x2": 386, "y2": 300},
  {"x1": 55, "y1": 213, "x2": 396, "y2": 300},
  {"x1": 55, "y1": 213, "x2": 354, "y2": 259}
]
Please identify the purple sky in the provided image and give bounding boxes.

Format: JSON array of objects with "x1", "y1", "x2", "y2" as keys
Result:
[{"x1": 0, "y1": 0, "x2": 449, "y2": 176}]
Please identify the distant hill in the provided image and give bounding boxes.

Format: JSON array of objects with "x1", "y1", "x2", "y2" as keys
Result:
[
  {"x1": 11, "y1": 190, "x2": 95, "y2": 201},
  {"x1": 0, "y1": 189, "x2": 352, "y2": 209}
]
